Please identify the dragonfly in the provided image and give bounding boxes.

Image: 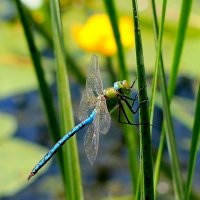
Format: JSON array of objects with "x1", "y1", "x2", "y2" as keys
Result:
[{"x1": 28, "y1": 55, "x2": 144, "y2": 180}]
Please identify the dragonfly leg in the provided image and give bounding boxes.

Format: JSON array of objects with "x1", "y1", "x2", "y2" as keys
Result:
[
  {"x1": 118, "y1": 101, "x2": 141, "y2": 126},
  {"x1": 118, "y1": 95, "x2": 154, "y2": 127},
  {"x1": 130, "y1": 77, "x2": 137, "y2": 88},
  {"x1": 118, "y1": 98, "x2": 153, "y2": 126},
  {"x1": 139, "y1": 84, "x2": 147, "y2": 92},
  {"x1": 132, "y1": 97, "x2": 148, "y2": 114},
  {"x1": 122, "y1": 96, "x2": 148, "y2": 114},
  {"x1": 118, "y1": 103, "x2": 131, "y2": 125},
  {"x1": 123, "y1": 93, "x2": 138, "y2": 107},
  {"x1": 123, "y1": 84, "x2": 147, "y2": 107},
  {"x1": 118, "y1": 96, "x2": 132, "y2": 125}
]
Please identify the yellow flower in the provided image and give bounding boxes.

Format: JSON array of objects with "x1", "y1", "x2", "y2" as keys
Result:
[
  {"x1": 72, "y1": 14, "x2": 134, "y2": 56},
  {"x1": 119, "y1": 16, "x2": 135, "y2": 48}
]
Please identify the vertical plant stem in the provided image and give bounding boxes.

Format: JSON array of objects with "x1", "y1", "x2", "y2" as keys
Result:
[
  {"x1": 150, "y1": 2, "x2": 166, "y2": 193},
  {"x1": 103, "y1": 0, "x2": 127, "y2": 80},
  {"x1": 149, "y1": 0, "x2": 167, "y2": 197},
  {"x1": 104, "y1": 0, "x2": 139, "y2": 195},
  {"x1": 150, "y1": 0, "x2": 193, "y2": 198},
  {"x1": 168, "y1": 0, "x2": 194, "y2": 99},
  {"x1": 185, "y1": 84, "x2": 200, "y2": 200},
  {"x1": 50, "y1": 0, "x2": 83, "y2": 199},
  {"x1": 149, "y1": 0, "x2": 167, "y2": 131},
  {"x1": 151, "y1": 0, "x2": 184, "y2": 197},
  {"x1": 15, "y1": 0, "x2": 64, "y2": 174},
  {"x1": 23, "y1": 4, "x2": 85, "y2": 85},
  {"x1": 153, "y1": 127, "x2": 165, "y2": 193},
  {"x1": 123, "y1": 125, "x2": 139, "y2": 194},
  {"x1": 135, "y1": 168, "x2": 140, "y2": 200},
  {"x1": 131, "y1": 0, "x2": 154, "y2": 199},
  {"x1": 158, "y1": 50, "x2": 184, "y2": 199}
]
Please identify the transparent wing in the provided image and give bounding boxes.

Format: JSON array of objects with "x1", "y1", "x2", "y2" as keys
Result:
[
  {"x1": 84, "y1": 114, "x2": 99, "y2": 164},
  {"x1": 98, "y1": 97, "x2": 111, "y2": 134},
  {"x1": 78, "y1": 89, "x2": 96, "y2": 121},
  {"x1": 79, "y1": 55, "x2": 103, "y2": 121},
  {"x1": 86, "y1": 55, "x2": 103, "y2": 97}
]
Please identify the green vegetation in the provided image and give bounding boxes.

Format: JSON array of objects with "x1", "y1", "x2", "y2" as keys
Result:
[{"x1": 0, "y1": 0, "x2": 199, "y2": 199}]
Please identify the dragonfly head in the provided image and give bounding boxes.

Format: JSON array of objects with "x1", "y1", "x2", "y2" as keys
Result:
[{"x1": 114, "y1": 80, "x2": 131, "y2": 95}]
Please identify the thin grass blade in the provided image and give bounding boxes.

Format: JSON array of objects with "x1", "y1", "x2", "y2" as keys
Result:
[
  {"x1": 134, "y1": 169, "x2": 141, "y2": 200},
  {"x1": 159, "y1": 47, "x2": 184, "y2": 200},
  {"x1": 149, "y1": 0, "x2": 167, "y2": 131},
  {"x1": 150, "y1": 0, "x2": 193, "y2": 198},
  {"x1": 185, "y1": 84, "x2": 200, "y2": 200},
  {"x1": 123, "y1": 125, "x2": 139, "y2": 194},
  {"x1": 148, "y1": 0, "x2": 167, "y2": 196},
  {"x1": 103, "y1": 0, "x2": 140, "y2": 194},
  {"x1": 131, "y1": 0, "x2": 154, "y2": 199},
  {"x1": 50, "y1": 0, "x2": 83, "y2": 199},
  {"x1": 14, "y1": 0, "x2": 64, "y2": 175},
  {"x1": 168, "y1": 0, "x2": 194, "y2": 99},
  {"x1": 22, "y1": 4, "x2": 85, "y2": 85},
  {"x1": 103, "y1": 0, "x2": 127, "y2": 80}
]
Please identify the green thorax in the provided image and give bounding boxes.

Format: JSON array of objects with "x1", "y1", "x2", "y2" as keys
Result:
[{"x1": 103, "y1": 80, "x2": 131, "y2": 113}]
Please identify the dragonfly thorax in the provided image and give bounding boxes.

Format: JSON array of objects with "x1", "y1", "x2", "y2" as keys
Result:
[{"x1": 103, "y1": 87, "x2": 118, "y2": 99}]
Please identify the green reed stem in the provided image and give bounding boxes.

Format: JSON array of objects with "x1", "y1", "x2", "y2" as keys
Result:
[
  {"x1": 149, "y1": 0, "x2": 167, "y2": 133},
  {"x1": 151, "y1": 0, "x2": 193, "y2": 198},
  {"x1": 104, "y1": 0, "x2": 140, "y2": 195},
  {"x1": 135, "y1": 168, "x2": 141, "y2": 200},
  {"x1": 185, "y1": 84, "x2": 200, "y2": 200},
  {"x1": 149, "y1": 2, "x2": 166, "y2": 194},
  {"x1": 168, "y1": 0, "x2": 194, "y2": 99},
  {"x1": 123, "y1": 125, "x2": 139, "y2": 194},
  {"x1": 103, "y1": 0, "x2": 127, "y2": 80},
  {"x1": 149, "y1": 0, "x2": 168, "y2": 197},
  {"x1": 159, "y1": 55, "x2": 184, "y2": 200},
  {"x1": 50, "y1": 0, "x2": 83, "y2": 199},
  {"x1": 22, "y1": 4, "x2": 85, "y2": 85},
  {"x1": 131, "y1": 0, "x2": 154, "y2": 199},
  {"x1": 15, "y1": 0, "x2": 64, "y2": 176}
]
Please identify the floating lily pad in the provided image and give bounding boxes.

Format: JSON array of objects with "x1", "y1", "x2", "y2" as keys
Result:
[
  {"x1": 0, "y1": 65, "x2": 37, "y2": 99},
  {"x1": 0, "y1": 138, "x2": 48, "y2": 197},
  {"x1": 0, "y1": 112, "x2": 17, "y2": 141},
  {"x1": 0, "y1": 64, "x2": 55, "y2": 99}
]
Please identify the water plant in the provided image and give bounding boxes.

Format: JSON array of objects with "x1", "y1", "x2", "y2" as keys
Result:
[{"x1": 10, "y1": 0, "x2": 200, "y2": 199}]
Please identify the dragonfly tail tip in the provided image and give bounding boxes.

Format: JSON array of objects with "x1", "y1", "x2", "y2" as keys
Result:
[{"x1": 27, "y1": 172, "x2": 35, "y2": 181}]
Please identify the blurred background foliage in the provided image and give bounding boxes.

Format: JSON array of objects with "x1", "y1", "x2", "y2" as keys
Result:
[{"x1": 0, "y1": 0, "x2": 200, "y2": 199}]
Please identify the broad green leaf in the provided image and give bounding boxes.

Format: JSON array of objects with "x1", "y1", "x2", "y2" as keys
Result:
[
  {"x1": 0, "y1": 66, "x2": 37, "y2": 99},
  {"x1": 15, "y1": 0, "x2": 63, "y2": 180},
  {"x1": 0, "y1": 139, "x2": 48, "y2": 196},
  {"x1": 0, "y1": 113, "x2": 17, "y2": 140}
]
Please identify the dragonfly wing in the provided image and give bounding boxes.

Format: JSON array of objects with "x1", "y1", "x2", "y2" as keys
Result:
[
  {"x1": 84, "y1": 113, "x2": 99, "y2": 165},
  {"x1": 98, "y1": 97, "x2": 111, "y2": 134},
  {"x1": 79, "y1": 55, "x2": 102, "y2": 121},
  {"x1": 86, "y1": 55, "x2": 103, "y2": 97},
  {"x1": 78, "y1": 90, "x2": 96, "y2": 121}
]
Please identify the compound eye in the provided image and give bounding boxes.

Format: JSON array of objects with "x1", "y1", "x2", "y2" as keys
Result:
[
  {"x1": 122, "y1": 80, "x2": 130, "y2": 90},
  {"x1": 120, "y1": 81, "x2": 125, "y2": 88}
]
